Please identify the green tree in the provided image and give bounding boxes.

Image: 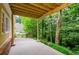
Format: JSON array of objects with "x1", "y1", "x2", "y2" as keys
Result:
[{"x1": 21, "y1": 16, "x2": 37, "y2": 37}]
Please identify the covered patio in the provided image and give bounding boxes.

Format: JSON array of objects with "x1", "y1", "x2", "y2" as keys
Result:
[{"x1": 0, "y1": 3, "x2": 71, "y2": 55}]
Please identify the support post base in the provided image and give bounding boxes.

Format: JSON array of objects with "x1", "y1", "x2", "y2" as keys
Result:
[{"x1": 11, "y1": 44, "x2": 15, "y2": 46}]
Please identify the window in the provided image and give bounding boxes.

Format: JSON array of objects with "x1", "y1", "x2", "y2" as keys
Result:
[
  {"x1": 2, "y1": 13, "x2": 10, "y2": 33},
  {"x1": 2, "y1": 13, "x2": 5, "y2": 33}
]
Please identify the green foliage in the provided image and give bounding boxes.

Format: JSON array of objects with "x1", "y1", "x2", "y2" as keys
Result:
[
  {"x1": 39, "y1": 3, "x2": 79, "y2": 54},
  {"x1": 51, "y1": 43, "x2": 74, "y2": 55},
  {"x1": 40, "y1": 39, "x2": 74, "y2": 55},
  {"x1": 72, "y1": 45, "x2": 79, "y2": 54},
  {"x1": 21, "y1": 16, "x2": 37, "y2": 37},
  {"x1": 38, "y1": 14, "x2": 57, "y2": 42},
  {"x1": 60, "y1": 4, "x2": 79, "y2": 50}
]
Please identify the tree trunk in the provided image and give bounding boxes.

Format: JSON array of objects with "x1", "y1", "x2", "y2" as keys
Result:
[{"x1": 55, "y1": 10, "x2": 62, "y2": 44}]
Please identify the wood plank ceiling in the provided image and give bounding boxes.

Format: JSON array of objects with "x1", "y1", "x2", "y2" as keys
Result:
[{"x1": 9, "y1": 3, "x2": 70, "y2": 19}]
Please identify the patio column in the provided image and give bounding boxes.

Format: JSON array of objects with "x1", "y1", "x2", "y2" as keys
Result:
[
  {"x1": 55, "y1": 10, "x2": 62, "y2": 44},
  {"x1": 0, "y1": 4, "x2": 2, "y2": 45},
  {"x1": 37, "y1": 19, "x2": 39, "y2": 41},
  {"x1": 11, "y1": 14, "x2": 15, "y2": 46}
]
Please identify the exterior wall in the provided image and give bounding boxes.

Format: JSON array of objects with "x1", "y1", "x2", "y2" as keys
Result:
[{"x1": 0, "y1": 3, "x2": 12, "y2": 54}]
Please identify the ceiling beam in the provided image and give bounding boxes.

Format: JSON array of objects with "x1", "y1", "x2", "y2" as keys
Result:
[
  {"x1": 42, "y1": 3, "x2": 60, "y2": 9},
  {"x1": 13, "y1": 10, "x2": 39, "y2": 18},
  {"x1": 10, "y1": 4, "x2": 45, "y2": 15},
  {"x1": 11, "y1": 6, "x2": 43, "y2": 15},
  {"x1": 13, "y1": 12, "x2": 38, "y2": 18},
  {"x1": 11, "y1": 7, "x2": 42, "y2": 17},
  {"x1": 10, "y1": 4, "x2": 47, "y2": 14}
]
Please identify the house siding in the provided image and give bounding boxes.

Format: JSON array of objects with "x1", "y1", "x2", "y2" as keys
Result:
[{"x1": 0, "y1": 3, "x2": 12, "y2": 55}]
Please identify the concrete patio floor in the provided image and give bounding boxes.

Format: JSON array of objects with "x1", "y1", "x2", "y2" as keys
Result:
[{"x1": 9, "y1": 38, "x2": 63, "y2": 55}]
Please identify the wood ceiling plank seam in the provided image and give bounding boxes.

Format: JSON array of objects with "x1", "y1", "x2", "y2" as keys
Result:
[
  {"x1": 41, "y1": 4, "x2": 54, "y2": 9},
  {"x1": 29, "y1": 3, "x2": 50, "y2": 11},
  {"x1": 22, "y1": 3, "x2": 48, "y2": 12},
  {"x1": 19, "y1": 3, "x2": 47, "y2": 13}
]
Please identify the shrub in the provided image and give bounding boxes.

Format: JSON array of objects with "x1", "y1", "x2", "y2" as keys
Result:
[
  {"x1": 51, "y1": 43, "x2": 74, "y2": 55},
  {"x1": 40, "y1": 39, "x2": 74, "y2": 55}
]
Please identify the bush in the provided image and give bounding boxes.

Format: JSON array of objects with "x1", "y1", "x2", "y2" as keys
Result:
[
  {"x1": 51, "y1": 43, "x2": 74, "y2": 55},
  {"x1": 72, "y1": 45, "x2": 79, "y2": 54},
  {"x1": 60, "y1": 32, "x2": 79, "y2": 49},
  {"x1": 40, "y1": 39, "x2": 74, "y2": 55}
]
